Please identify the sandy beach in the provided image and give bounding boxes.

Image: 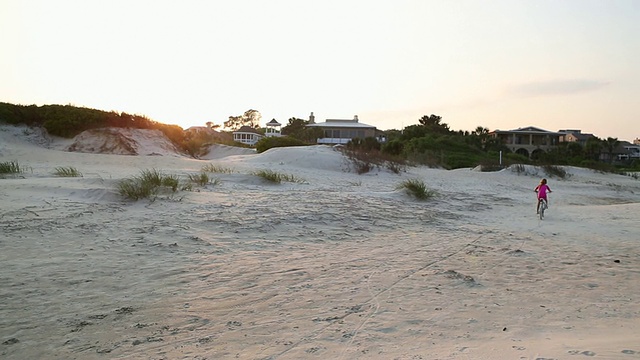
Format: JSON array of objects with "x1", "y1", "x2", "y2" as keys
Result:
[{"x1": 1, "y1": 124, "x2": 639, "y2": 360}]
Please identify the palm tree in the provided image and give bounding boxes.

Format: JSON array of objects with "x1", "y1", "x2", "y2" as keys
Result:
[
  {"x1": 604, "y1": 137, "x2": 620, "y2": 163},
  {"x1": 472, "y1": 126, "x2": 490, "y2": 136},
  {"x1": 472, "y1": 126, "x2": 491, "y2": 151},
  {"x1": 585, "y1": 137, "x2": 603, "y2": 161}
]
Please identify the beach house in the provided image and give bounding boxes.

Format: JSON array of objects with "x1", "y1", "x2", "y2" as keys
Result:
[
  {"x1": 489, "y1": 126, "x2": 562, "y2": 158},
  {"x1": 305, "y1": 113, "x2": 379, "y2": 145},
  {"x1": 558, "y1": 129, "x2": 596, "y2": 145},
  {"x1": 232, "y1": 126, "x2": 264, "y2": 147}
]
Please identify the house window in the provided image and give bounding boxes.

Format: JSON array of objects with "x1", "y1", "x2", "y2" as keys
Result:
[{"x1": 357, "y1": 130, "x2": 365, "y2": 138}]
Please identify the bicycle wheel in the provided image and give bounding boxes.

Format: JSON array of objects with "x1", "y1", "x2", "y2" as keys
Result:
[{"x1": 539, "y1": 200, "x2": 545, "y2": 220}]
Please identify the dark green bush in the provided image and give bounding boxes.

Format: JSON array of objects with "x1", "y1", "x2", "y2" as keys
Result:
[{"x1": 255, "y1": 136, "x2": 307, "y2": 153}]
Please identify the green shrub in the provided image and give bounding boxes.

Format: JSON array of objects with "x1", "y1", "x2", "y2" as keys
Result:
[
  {"x1": 53, "y1": 166, "x2": 82, "y2": 177},
  {"x1": 396, "y1": 179, "x2": 436, "y2": 200},
  {"x1": 255, "y1": 136, "x2": 306, "y2": 153}
]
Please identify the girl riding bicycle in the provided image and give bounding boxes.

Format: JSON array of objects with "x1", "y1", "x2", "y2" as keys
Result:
[{"x1": 534, "y1": 178, "x2": 552, "y2": 214}]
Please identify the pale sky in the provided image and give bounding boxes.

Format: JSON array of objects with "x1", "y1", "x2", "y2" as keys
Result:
[{"x1": 1, "y1": 0, "x2": 638, "y2": 140}]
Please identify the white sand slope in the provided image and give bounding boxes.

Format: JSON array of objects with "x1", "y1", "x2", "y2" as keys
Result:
[
  {"x1": 66, "y1": 128, "x2": 182, "y2": 156},
  {"x1": 1, "y1": 124, "x2": 640, "y2": 359}
]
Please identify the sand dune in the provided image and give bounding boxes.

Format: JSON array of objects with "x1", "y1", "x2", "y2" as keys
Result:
[{"x1": 1, "y1": 124, "x2": 639, "y2": 359}]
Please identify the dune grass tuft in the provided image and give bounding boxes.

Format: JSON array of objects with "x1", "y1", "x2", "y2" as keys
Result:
[
  {"x1": 201, "y1": 164, "x2": 235, "y2": 174},
  {"x1": 253, "y1": 169, "x2": 306, "y2": 184},
  {"x1": 542, "y1": 164, "x2": 568, "y2": 179},
  {"x1": 0, "y1": 161, "x2": 23, "y2": 174},
  {"x1": 396, "y1": 179, "x2": 436, "y2": 200},
  {"x1": 117, "y1": 169, "x2": 183, "y2": 200},
  {"x1": 53, "y1": 166, "x2": 82, "y2": 177},
  {"x1": 188, "y1": 172, "x2": 214, "y2": 186}
]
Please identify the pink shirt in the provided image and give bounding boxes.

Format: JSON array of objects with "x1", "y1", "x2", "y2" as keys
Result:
[{"x1": 536, "y1": 184, "x2": 550, "y2": 199}]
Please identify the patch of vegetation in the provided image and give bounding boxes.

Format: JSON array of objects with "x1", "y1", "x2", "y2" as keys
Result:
[
  {"x1": 478, "y1": 163, "x2": 504, "y2": 172},
  {"x1": 510, "y1": 163, "x2": 537, "y2": 176},
  {"x1": 340, "y1": 146, "x2": 408, "y2": 175},
  {"x1": 201, "y1": 164, "x2": 235, "y2": 173},
  {"x1": 542, "y1": 164, "x2": 568, "y2": 179},
  {"x1": 53, "y1": 166, "x2": 82, "y2": 177},
  {"x1": 280, "y1": 117, "x2": 324, "y2": 143},
  {"x1": 342, "y1": 148, "x2": 376, "y2": 174},
  {"x1": 117, "y1": 169, "x2": 186, "y2": 200},
  {"x1": 253, "y1": 169, "x2": 306, "y2": 184},
  {"x1": 182, "y1": 129, "x2": 238, "y2": 158},
  {"x1": 255, "y1": 136, "x2": 307, "y2": 153},
  {"x1": 187, "y1": 172, "x2": 212, "y2": 186},
  {"x1": 396, "y1": 179, "x2": 436, "y2": 200},
  {"x1": 0, "y1": 102, "x2": 197, "y2": 155},
  {"x1": 0, "y1": 161, "x2": 23, "y2": 175}
]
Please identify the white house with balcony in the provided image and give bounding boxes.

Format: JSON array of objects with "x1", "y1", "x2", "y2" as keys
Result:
[
  {"x1": 306, "y1": 113, "x2": 377, "y2": 145},
  {"x1": 232, "y1": 126, "x2": 264, "y2": 147},
  {"x1": 489, "y1": 126, "x2": 562, "y2": 158}
]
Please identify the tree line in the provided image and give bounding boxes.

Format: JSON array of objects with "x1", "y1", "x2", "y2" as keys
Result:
[
  {"x1": 2, "y1": 102, "x2": 635, "y2": 171},
  {"x1": 272, "y1": 114, "x2": 636, "y2": 171},
  {"x1": 0, "y1": 102, "x2": 186, "y2": 145}
]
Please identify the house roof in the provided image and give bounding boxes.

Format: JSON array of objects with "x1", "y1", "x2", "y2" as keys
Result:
[
  {"x1": 266, "y1": 119, "x2": 281, "y2": 126},
  {"x1": 307, "y1": 119, "x2": 375, "y2": 129},
  {"x1": 233, "y1": 126, "x2": 263, "y2": 135},
  {"x1": 490, "y1": 126, "x2": 563, "y2": 135},
  {"x1": 565, "y1": 132, "x2": 595, "y2": 141}
]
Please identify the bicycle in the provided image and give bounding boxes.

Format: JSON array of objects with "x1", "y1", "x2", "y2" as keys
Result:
[{"x1": 537, "y1": 198, "x2": 548, "y2": 220}]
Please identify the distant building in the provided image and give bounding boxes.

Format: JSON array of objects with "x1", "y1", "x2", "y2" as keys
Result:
[
  {"x1": 616, "y1": 141, "x2": 640, "y2": 160},
  {"x1": 489, "y1": 126, "x2": 562, "y2": 158},
  {"x1": 558, "y1": 129, "x2": 596, "y2": 145},
  {"x1": 306, "y1": 113, "x2": 378, "y2": 145},
  {"x1": 265, "y1": 119, "x2": 282, "y2": 138},
  {"x1": 233, "y1": 126, "x2": 264, "y2": 147}
]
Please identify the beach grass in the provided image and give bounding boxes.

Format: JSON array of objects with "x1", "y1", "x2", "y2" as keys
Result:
[
  {"x1": 188, "y1": 172, "x2": 213, "y2": 186},
  {"x1": 0, "y1": 161, "x2": 23, "y2": 175},
  {"x1": 396, "y1": 179, "x2": 436, "y2": 200},
  {"x1": 253, "y1": 169, "x2": 306, "y2": 184},
  {"x1": 201, "y1": 164, "x2": 235, "y2": 173},
  {"x1": 542, "y1": 164, "x2": 568, "y2": 179},
  {"x1": 53, "y1": 166, "x2": 83, "y2": 177},
  {"x1": 117, "y1": 169, "x2": 182, "y2": 200}
]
